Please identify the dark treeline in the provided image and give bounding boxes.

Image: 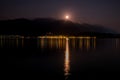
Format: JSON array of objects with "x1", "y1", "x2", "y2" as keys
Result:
[{"x1": 0, "y1": 18, "x2": 119, "y2": 38}]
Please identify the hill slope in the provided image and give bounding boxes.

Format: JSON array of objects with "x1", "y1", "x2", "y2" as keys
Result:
[{"x1": 0, "y1": 18, "x2": 118, "y2": 37}]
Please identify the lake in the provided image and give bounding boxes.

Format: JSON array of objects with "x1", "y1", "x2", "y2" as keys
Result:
[{"x1": 1, "y1": 35, "x2": 120, "y2": 80}]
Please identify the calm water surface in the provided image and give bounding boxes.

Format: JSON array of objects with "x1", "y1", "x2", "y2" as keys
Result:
[{"x1": 1, "y1": 36, "x2": 120, "y2": 80}]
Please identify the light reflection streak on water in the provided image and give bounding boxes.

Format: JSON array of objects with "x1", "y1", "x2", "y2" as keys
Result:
[
  {"x1": 86, "y1": 38, "x2": 90, "y2": 50},
  {"x1": 93, "y1": 37, "x2": 96, "y2": 49},
  {"x1": 21, "y1": 37, "x2": 24, "y2": 47},
  {"x1": 116, "y1": 38, "x2": 119, "y2": 48},
  {"x1": 79, "y1": 37, "x2": 83, "y2": 49},
  {"x1": 0, "y1": 36, "x2": 97, "y2": 50},
  {"x1": 0, "y1": 35, "x2": 25, "y2": 48},
  {"x1": 38, "y1": 36, "x2": 97, "y2": 50},
  {"x1": 78, "y1": 37, "x2": 96, "y2": 50},
  {"x1": 72, "y1": 38, "x2": 75, "y2": 48},
  {"x1": 16, "y1": 37, "x2": 18, "y2": 47},
  {"x1": 40, "y1": 38, "x2": 44, "y2": 48},
  {"x1": 39, "y1": 38, "x2": 66, "y2": 49},
  {"x1": 64, "y1": 38, "x2": 70, "y2": 80},
  {"x1": 50, "y1": 37, "x2": 52, "y2": 48}
]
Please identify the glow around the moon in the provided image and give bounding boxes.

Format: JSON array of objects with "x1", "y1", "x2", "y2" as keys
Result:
[{"x1": 65, "y1": 15, "x2": 69, "y2": 20}]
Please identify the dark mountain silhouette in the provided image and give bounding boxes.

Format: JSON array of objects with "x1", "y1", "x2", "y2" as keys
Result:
[{"x1": 0, "y1": 18, "x2": 119, "y2": 37}]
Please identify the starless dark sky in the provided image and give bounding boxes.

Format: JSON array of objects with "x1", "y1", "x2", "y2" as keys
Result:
[{"x1": 0, "y1": 0, "x2": 120, "y2": 32}]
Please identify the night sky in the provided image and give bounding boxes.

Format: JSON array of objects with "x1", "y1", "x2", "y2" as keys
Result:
[{"x1": 0, "y1": 0, "x2": 120, "y2": 32}]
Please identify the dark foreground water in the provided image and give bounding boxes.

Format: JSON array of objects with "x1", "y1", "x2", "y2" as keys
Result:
[{"x1": 1, "y1": 36, "x2": 120, "y2": 80}]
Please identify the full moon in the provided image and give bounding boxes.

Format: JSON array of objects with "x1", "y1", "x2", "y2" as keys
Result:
[{"x1": 65, "y1": 15, "x2": 69, "y2": 20}]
